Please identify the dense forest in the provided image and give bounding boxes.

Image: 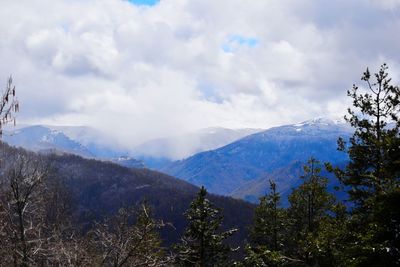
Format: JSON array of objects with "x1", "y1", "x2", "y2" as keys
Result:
[{"x1": 0, "y1": 65, "x2": 399, "y2": 266}]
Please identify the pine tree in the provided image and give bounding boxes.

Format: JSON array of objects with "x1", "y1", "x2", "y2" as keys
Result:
[
  {"x1": 133, "y1": 201, "x2": 169, "y2": 266},
  {"x1": 175, "y1": 186, "x2": 237, "y2": 267},
  {"x1": 251, "y1": 180, "x2": 283, "y2": 250},
  {"x1": 336, "y1": 64, "x2": 400, "y2": 265},
  {"x1": 287, "y1": 157, "x2": 336, "y2": 266},
  {"x1": 338, "y1": 63, "x2": 400, "y2": 206},
  {"x1": 244, "y1": 180, "x2": 286, "y2": 266}
]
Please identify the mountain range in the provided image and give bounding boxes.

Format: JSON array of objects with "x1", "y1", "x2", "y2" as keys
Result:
[
  {"x1": 3, "y1": 125, "x2": 95, "y2": 157},
  {"x1": 161, "y1": 118, "x2": 353, "y2": 203},
  {"x1": 3, "y1": 124, "x2": 262, "y2": 168},
  {"x1": 3, "y1": 118, "x2": 354, "y2": 204}
]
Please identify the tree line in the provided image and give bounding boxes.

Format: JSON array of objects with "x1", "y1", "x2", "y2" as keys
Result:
[
  {"x1": 242, "y1": 64, "x2": 400, "y2": 266},
  {"x1": 0, "y1": 64, "x2": 399, "y2": 266}
]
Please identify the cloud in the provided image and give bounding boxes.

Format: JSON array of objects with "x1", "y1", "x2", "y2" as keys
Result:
[
  {"x1": 369, "y1": 0, "x2": 400, "y2": 10},
  {"x1": 0, "y1": 0, "x2": 398, "y2": 149}
]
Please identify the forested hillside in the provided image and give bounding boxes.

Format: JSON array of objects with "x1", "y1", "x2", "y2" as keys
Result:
[
  {"x1": 47, "y1": 151, "x2": 255, "y2": 245},
  {"x1": 163, "y1": 118, "x2": 352, "y2": 198},
  {"x1": 0, "y1": 141, "x2": 255, "y2": 265}
]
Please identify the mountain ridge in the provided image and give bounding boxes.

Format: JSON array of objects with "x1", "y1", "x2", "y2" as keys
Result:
[
  {"x1": 162, "y1": 118, "x2": 353, "y2": 199},
  {"x1": 3, "y1": 124, "x2": 263, "y2": 169}
]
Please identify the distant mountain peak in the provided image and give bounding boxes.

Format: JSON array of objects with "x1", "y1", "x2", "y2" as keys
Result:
[
  {"x1": 293, "y1": 117, "x2": 346, "y2": 127},
  {"x1": 3, "y1": 125, "x2": 95, "y2": 157},
  {"x1": 163, "y1": 117, "x2": 352, "y2": 196}
]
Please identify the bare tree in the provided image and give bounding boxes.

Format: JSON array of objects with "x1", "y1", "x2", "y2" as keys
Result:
[
  {"x1": 90, "y1": 202, "x2": 172, "y2": 267},
  {"x1": 0, "y1": 77, "x2": 96, "y2": 266},
  {"x1": 0, "y1": 76, "x2": 19, "y2": 138},
  {"x1": 0, "y1": 148, "x2": 49, "y2": 266}
]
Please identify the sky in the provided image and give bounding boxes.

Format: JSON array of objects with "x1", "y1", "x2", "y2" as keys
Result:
[{"x1": 0, "y1": 0, "x2": 399, "y2": 148}]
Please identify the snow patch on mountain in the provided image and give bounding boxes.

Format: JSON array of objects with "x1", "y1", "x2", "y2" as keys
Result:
[{"x1": 163, "y1": 117, "x2": 353, "y2": 197}]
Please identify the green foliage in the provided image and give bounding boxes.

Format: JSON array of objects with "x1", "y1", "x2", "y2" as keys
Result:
[
  {"x1": 338, "y1": 63, "x2": 400, "y2": 206},
  {"x1": 174, "y1": 186, "x2": 237, "y2": 267},
  {"x1": 286, "y1": 157, "x2": 340, "y2": 266},
  {"x1": 336, "y1": 64, "x2": 400, "y2": 265},
  {"x1": 250, "y1": 180, "x2": 285, "y2": 251},
  {"x1": 245, "y1": 159, "x2": 347, "y2": 267},
  {"x1": 244, "y1": 180, "x2": 287, "y2": 266},
  {"x1": 288, "y1": 158, "x2": 335, "y2": 233},
  {"x1": 307, "y1": 203, "x2": 349, "y2": 267},
  {"x1": 241, "y1": 244, "x2": 288, "y2": 267}
]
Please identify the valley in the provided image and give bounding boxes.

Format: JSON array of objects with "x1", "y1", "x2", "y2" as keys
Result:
[{"x1": 4, "y1": 117, "x2": 352, "y2": 205}]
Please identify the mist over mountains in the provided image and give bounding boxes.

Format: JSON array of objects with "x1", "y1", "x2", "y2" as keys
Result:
[
  {"x1": 3, "y1": 117, "x2": 352, "y2": 204},
  {"x1": 4, "y1": 125, "x2": 96, "y2": 157},
  {"x1": 3, "y1": 124, "x2": 262, "y2": 167},
  {"x1": 162, "y1": 118, "x2": 353, "y2": 202},
  {"x1": 133, "y1": 127, "x2": 262, "y2": 160}
]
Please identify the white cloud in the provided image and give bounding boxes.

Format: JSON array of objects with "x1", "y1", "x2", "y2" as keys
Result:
[
  {"x1": 0, "y1": 0, "x2": 399, "y2": 149},
  {"x1": 369, "y1": 0, "x2": 400, "y2": 10}
]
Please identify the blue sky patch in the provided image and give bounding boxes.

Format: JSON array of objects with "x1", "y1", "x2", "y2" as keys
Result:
[
  {"x1": 127, "y1": 0, "x2": 159, "y2": 6},
  {"x1": 222, "y1": 35, "x2": 259, "y2": 52},
  {"x1": 198, "y1": 82, "x2": 224, "y2": 104}
]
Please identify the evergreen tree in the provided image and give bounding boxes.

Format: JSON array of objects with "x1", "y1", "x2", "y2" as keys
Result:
[
  {"x1": 250, "y1": 180, "x2": 284, "y2": 250},
  {"x1": 244, "y1": 180, "x2": 287, "y2": 267},
  {"x1": 336, "y1": 64, "x2": 400, "y2": 265},
  {"x1": 289, "y1": 158, "x2": 334, "y2": 233},
  {"x1": 175, "y1": 186, "x2": 237, "y2": 267},
  {"x1": 287, "y1": 157, "x2": 336, "y2": 266},
  {"x1": 241, "y1": 244, "x2": 288, "y2": 267},
  {"x1": 338, "y1": 63, "x2": 399, "y2": 207},
  {"x1": 132, "y1": 201, "x2": 169, "y2": 266}
]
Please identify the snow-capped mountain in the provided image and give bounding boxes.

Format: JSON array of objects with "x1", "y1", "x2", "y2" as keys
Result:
[
  {"x1": 3, "y1": 118, "x2": 355, "y2": 203},
  {"x1": 2, "y1": 125, "x2": 262, "y2": 170},
  {"x1": 3, "y1": 125, "x2": 94, "y2": 157},
  {"x1": 2, "y1": 125, "x2": 144, "y2": 168},
  {"x1": 44, "y1": 125, "x2": 127, "y2": 159},
  {"x1": 162, "y1": 118, "x2": 353, "y2": 200}
]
